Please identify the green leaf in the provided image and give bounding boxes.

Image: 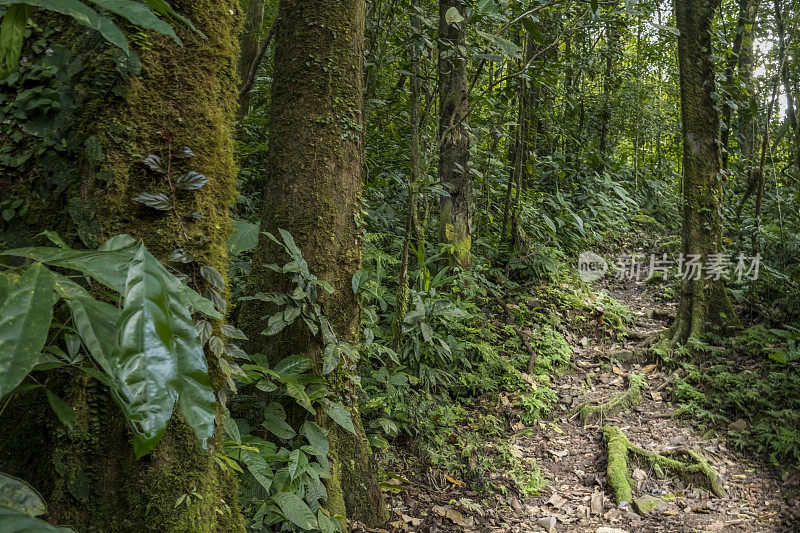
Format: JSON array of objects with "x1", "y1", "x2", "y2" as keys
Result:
[
  {"x1": 0, "y1": 263, "x2": 55, "y2": 397},
  {"x1": 282, "y1": 376, "x2": 313, "y2": 413},
  {"x1": 228, "y1": 220, "x2": 260, "y2": 255},
  {"x1": 0, "y1": 473, "x2": 46, "y2": 516},
  {"x1": 445, "y1": 6, "x2": 464, "y2": 24},
  {"x1": 272, "y1": 492, "x2": 317, "y2": 530},
  {"x1": 223, "y1": 343, "x2": 249, "y2": 360},
  {"x1": 240, "y1": 448, "x2": 273, "y2": 492},
  {"x1": 273, "y1": 354, "x2": 313, "y2": 375},
  {"x1": 141, "y1": 154, "x2": 166, "y2": 172},
  {"x1": 300, "y1": 421, "x2": 329, "y2": 458},
  {"x1": 265, "y1": 313, "x2": 289, "y2": 335},
  {"x1": 175, "y1": 171, "x2": 208, "y2": 191},
  {"x1": 133, "y1": 192, "x2": 171, "y2": 211},
  {"x1": 220, "y1": 324, "x2": 247, "y2": 340},
  {"x1": 114, "y1": 244, "x2": 214, "y2": 457},
  {"x1": 53, "y1": 274, "x2": 118, "y2": 375},
  {"x1": 0, "y1": 507, "x2": 75, "y2": 532},
  {"x1": 3, "y1": 238, "x2": 139, "y2": 293},
  {"x1": 200, "y1": 265, "x2": 225, "y2": 291},
  {"x1": 0, "y1": 0, "x2": 129, "y2": 54},
  {"x1": 46, "y1": 391, "x2": 76, "y2": 430},
  {"x1": 263, "y1": 411, "x2": 296, "y2": 440},
  {"x1": 87, "y1": 0, "x2": 181, "y2": 44},
  {"x1": 322, "y1": 400, "x2": 356, "y2": 435},
  {"x1": 223, "y1": 416, "x2": 240, "y2": 444},
  {"x1": 0, "y1": 4, "x2": 32, "y2": 78},
  {"x1": 351, "y1": 269, "x2": 363, "y2": 294},
  {"x1": 322, "y1": 343, "x2": 340, "y2": 375},
  {"x1": 288, "y1": 449, "x2": 308, "y2": 481},
  {"x1": 173, "y1": 146, "x2": 195, "y2": 159},
  {"x1": 522, "y1": 18, "x2": 543, "y2": 43},
  {"x1": 143, "y1": 0, "x2": 202, "y2": 35}
]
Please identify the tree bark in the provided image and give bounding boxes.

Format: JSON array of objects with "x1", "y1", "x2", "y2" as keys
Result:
[
  {"x1": 0, "y1": 2, "x2": 244, "y2": 531},
  {"x1": 774, "y1": 0, "x2": 800, "y2": 169},
  {"x1": 237, "y1": 0, "x2": 266, "y2": 117},
  {"x1": 665, "y1": 0, "x2": 738, "y2": 346},
  {"x1": 720, "y1": 0, "x2": 759, "y2": 169},
  {"x1": 235, "y1": 0, "x2": 387, "y2": 527},
  {"x1": 437, "y1": 0, "x2": 472, "y2": 267},
  {"x1": 394, "y1": 0, "x2": 423, "y2": 349}
]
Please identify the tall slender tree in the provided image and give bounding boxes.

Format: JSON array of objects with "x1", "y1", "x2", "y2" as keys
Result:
[
  {"x1": 438, "y1": 0, "x2": 472, "y2": 267},
  {"x1": 0, "y1": 2, "x2": 244, "y2": 530},
  {"x1": 237, "y1": 0, "x2": 266, "y2": 118},
  {"x1": 236, "y1": 0, "x2": 387, "y2": 526},
  {"x1": 662, "y1": 0, "x2": 738, "y2": 347}
]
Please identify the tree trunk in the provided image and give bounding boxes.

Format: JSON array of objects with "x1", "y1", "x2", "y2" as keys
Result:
[
  {"x1": 237, "y1": 0, "x2": 266, "y2": 118},
  {"x1": 235, "y1": 0, "x2": 387, "y2": 527},
  {"x1": 0, "y1": 2, "x2": 244, "y2": 531},
  {"x1": 437, "y1": 0, "x2": 472, "y2": 267},
  {"x1": 720, "y1": 0, "x2": 759, "y2": 169},
  {"x1": 774, "y1": 0, "x2": 800, "y2": 169},
  {"x1": 665, "y1": 0, "x2": 738, "y2": 346},
  {"x1": 394, "y1": 0, "x2": 423, "y2": 349}
]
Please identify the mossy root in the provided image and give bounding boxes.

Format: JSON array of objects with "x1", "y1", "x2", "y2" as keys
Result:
[
  {"x1": 576, "y1": 373, "x2": 647, "y2": 423},
  {"x1": 601, "y1": 425, "x2": 726, "y2": 505}
]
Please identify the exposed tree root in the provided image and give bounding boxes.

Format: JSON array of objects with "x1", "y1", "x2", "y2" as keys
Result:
[
  {"x1": 574, "y1": 373, "x2": 647, "y2": 423},
  {"x1": 602, "y1": 425, "x2": 726, "y2": 505}
]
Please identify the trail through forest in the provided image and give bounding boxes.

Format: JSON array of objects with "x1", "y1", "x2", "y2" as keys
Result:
[{"x1": 374, "y1": 270, "x2": 798, "y2": 533}]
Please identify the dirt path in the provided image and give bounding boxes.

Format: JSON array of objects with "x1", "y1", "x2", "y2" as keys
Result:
[
  {"x1": 498, "y1": 277, "x2": 796, "y2": 533},
  {"x1": 373, "y1": 276, "x2": 797, "y2": 533}
]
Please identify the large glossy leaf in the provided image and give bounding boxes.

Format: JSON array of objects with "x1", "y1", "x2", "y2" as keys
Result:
[
  {"x1": 2, "y1": 240, "x2": 138, "y2": 292},
  {"x1": 88, "y1": 0, "x2": 180, "y2": 44},
  {"x1": 4, "y1": 238, "x2": 221, "y2": 319},
  {"x1": 114, "y1": 244, "x2": 214, "y2": 457},
  {"x1": 0, "y1": 473, "x2": 46, "y2": 516},
  {"x1": 0, "y1": 0, "x2": 129, "y2": 53},
  {"x1": 52, "y1": 274, "x2": 118, "y2": 375},
  {"x1": 0, "y1": 4, "x2": 32, "y2": 77},
  {"x1": 0, "y1": 507, "x2": 74, "y2": 532},
  {"x1": 0, "y1": 263, "x2": 55, "y2": 396}
]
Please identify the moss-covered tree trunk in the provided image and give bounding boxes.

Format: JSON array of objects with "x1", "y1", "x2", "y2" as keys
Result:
[
  {"x1": 664, "y1": 0, "x2": 737, "y2": 346},
  {"x1": 0, "y1": 2, "x2": 244, "y2": 531},
  {"x1": 437, "y1": 0, "x2": 472, "y2": 267},
  {"x1": 235, "y1": 0, "x2": 387, "y2": 527}
]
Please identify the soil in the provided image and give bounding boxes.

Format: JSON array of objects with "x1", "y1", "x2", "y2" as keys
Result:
[{"x1": 358, "y1": 276, "x2": 800, "y2": 533}]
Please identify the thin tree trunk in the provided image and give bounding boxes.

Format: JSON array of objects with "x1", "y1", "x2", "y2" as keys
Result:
[
  {"x1": 236, "y1": 0, "x2": 386, "y2": 526},
  {"x1": 774, "y1": 0, "x2": 800, "y2": 169},
  {"x1": 720, "y1": 0, "x2": 758, "y2": 169},
  {"x1": 437, "y1": 0, "x2": 472, "y2": 266},
  {"x1": 394, "y1": 0, "x2": 422, "y2": 350},
  {"x1": 237, "y1": 0, "x2": 266, "y2": 117}
]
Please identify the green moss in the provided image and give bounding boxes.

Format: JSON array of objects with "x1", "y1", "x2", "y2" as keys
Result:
[
  {"x1": 603, "y1": 425, "x2": 633, "y2": 503},
  {"x1": 578, "y1": 373, "x2": 646, "y2": 423}
]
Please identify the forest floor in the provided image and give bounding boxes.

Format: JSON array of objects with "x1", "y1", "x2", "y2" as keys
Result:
[{"x1": 364, "y1": 270, "x2": 800, "y2": 533}]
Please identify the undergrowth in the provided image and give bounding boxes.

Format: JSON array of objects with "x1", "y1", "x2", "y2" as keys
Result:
[{"x1": 669, "y1": 328, "x2": 800, "y2": 472}]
